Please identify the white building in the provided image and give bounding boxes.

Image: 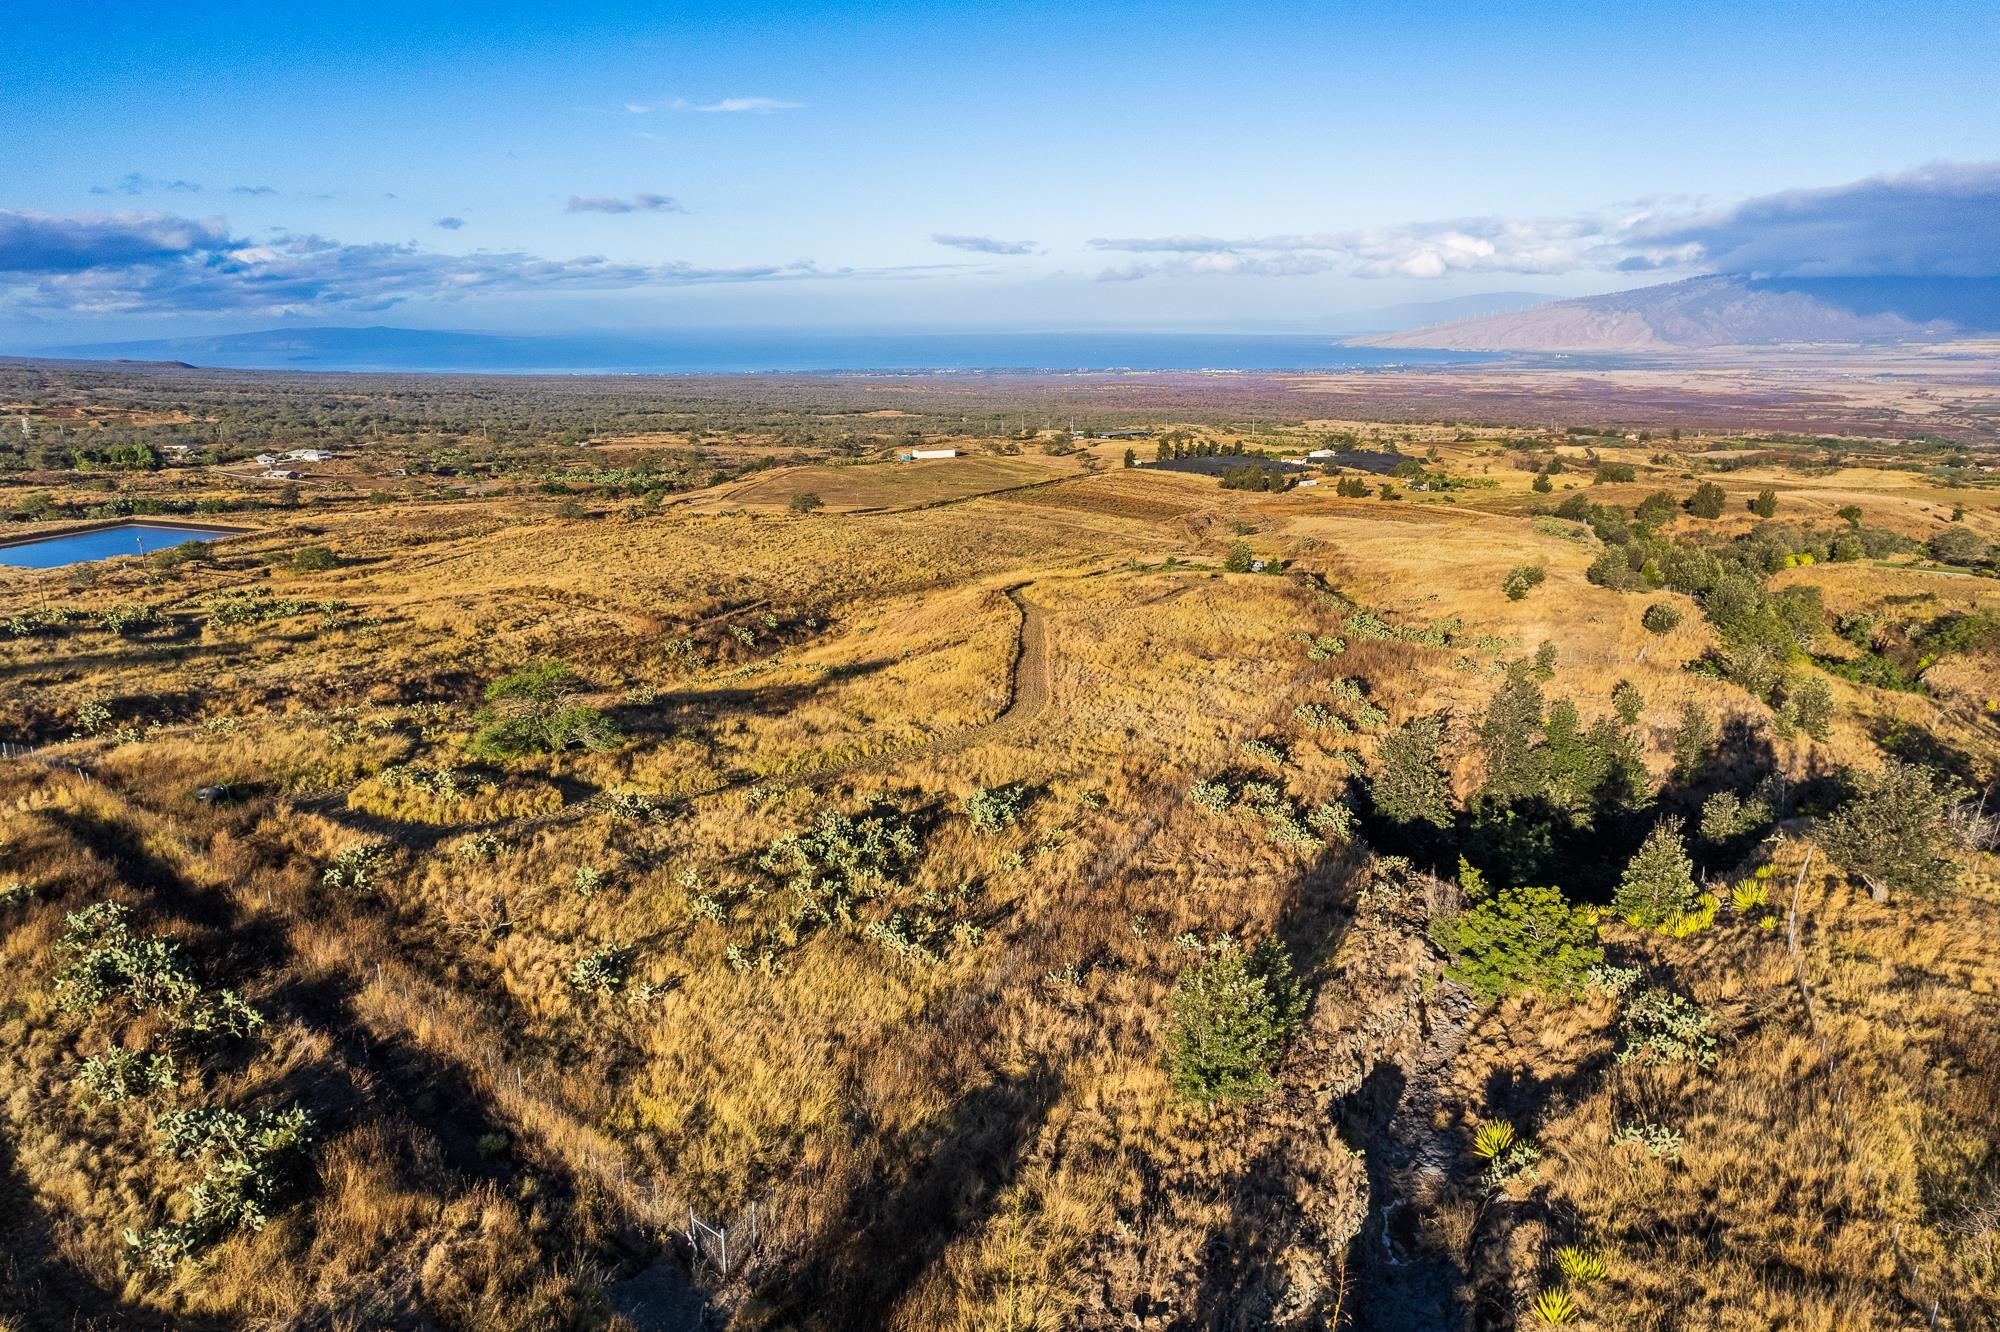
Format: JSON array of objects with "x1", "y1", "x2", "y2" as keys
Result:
[
  {"x1": 254, "y1": 453, "x2": 280, "y2": 466},
  {"x1": 1307, "y1": 449, "x2": 1336, "y2": 460},
  {"x1": 908, "y1": 449, "x2": 958, "y2": 460},
  {"x1": 283, "y1": 449, "x2": 334, "y2": 463}
]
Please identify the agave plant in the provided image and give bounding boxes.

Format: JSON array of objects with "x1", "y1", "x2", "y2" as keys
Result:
[
  {"x1": 1533, "y1": 1286, "x2": 1581, "y2": 1325},
  {"x1": 1472, "y1": 1119, "x2": 1516, "y2": 1160},
  {"x1": 1556, "y1": 1245, "x2": 1608, "y2": 1284}
]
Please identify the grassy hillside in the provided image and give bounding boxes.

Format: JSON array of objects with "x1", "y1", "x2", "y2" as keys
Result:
[{"x1": 2, "y1": 390, "x2": 1998, "y2": 1330}]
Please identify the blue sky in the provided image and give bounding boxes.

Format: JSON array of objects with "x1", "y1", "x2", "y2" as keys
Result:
[{"x1": 2, "y1": 0, "x2": 1996, "y2": 342}]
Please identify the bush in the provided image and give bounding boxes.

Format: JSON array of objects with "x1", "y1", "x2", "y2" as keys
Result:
[
  {"x1": 289, "y1": 544, "x2": 339, "y2": 572},
  {"x1": 1614, "y1": 819, "x2": 1701, "y2": 929},
  {"x1": 1224, "y1": 540, "x2": 1255, "y2": 573},
  {"x1": 788, "y1": 491, "x2": 824, "y2": 514},
  {"x1": 1163, "y1": 938, "x2": 1306, "y2": 1106},
  {"x1": 1640, "y1": 602, "x2": 1682, "y2": 634},
  {"x1": 1611, "y1": 680, "x2": 1645, "y2": 727},
  {"x1": 568, "y1": 944, "x2": 635, "y2": 995},
  {"x1": 1749, "y1": 488, "x2": 1778, "y2": 518},
  {"x1": 1502, "y1": 564, "x2": 1547, "y2": 601},
  {"x1": 468, "y1": 659, "x2": 621, "y2": 759},
  {"x1": 1616, "y1": 986, "x2": 1718, "y2": 1066},
  {"x1": 130, "y1": 1104, "x2": 317, "y2": 1269},
  {"x1": 1431, "y1": 884, "x2": 1603, "y2": 1001},
  {"x1": 1816, "y1": 760, "x2": 1969, "y2": 902},
  {"x1": 964, "y1": 783, "x2": 1028, "y2": 834}
]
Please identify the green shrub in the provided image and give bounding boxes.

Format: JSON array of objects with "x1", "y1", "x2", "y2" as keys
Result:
[
  {"x1": 289, "y1": 544, "x2": 339, "y2": 572},
  {"x1": 1615, "y1": 987, "x2": 1718, "y2": 1067},
  {"x1": 468, "y1": 659, "x2": 620, "y2": 759},
  {"x1": 1163, "y1": 938, "x2": 1306, "y2": 1106},
  {"x1": 1640, "y1": 602, "x2": 1682, "y2": 634},
  {"x1": 1224, "y1": 540, "x2": 1255, "y2": 573},
  {"x1": 129, "y1": 1104, "x2": 316, "y2": 1269},
  {"x1": 1503, "y1": 564, "x2": 1547, "y2": 601},
  {"x1": 1430, "y1": 884, "x2": 1603, "y2": 1001},
  {"x1": 964, "y1": 783, "x2": 1029, "y2": 834},
  {"x1": 567, "y1": 944, "x2": 635, "y2": 994},
  {"x1": 758, "y1": 806, "x2": 922, "y2": 928},
  {"x1": 77, "y1": 1046, "x2": 178, "y2": 1103}
]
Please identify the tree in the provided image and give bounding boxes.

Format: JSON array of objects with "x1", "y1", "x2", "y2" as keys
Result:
[
  {"x1": 1478, "y1": 673, "x2": 1546, "y2": 803},
  {"x1": 1612, "y1": 680, "x2": 1645, "y2": 727},
  {"x1": 1928, "y1": 526, "x2": 1991, "y2": 567},
  {"x1": 1163, "y1": 938, "x2": 1306, "y2": 1106},
  {"x1": 1531, "y1": 472, "x2": 1553, "y2": 494},
  {"x1": 1669, "y1": 702, "x2": 1714, "y2": 783},
  {"x1": 1122, "y1": 447, "x2": 1137, "y2": 468},
  {"x1": 789, "y1": 491, "x2": 824, "y2": 515},
  {"x1": 1749, "y1": 488, "x2": 1778, "y2": 518},
  {"x1": 1371, "y1": 715, "x2": 1455, "y2": 828},
  {"x1": 1224, "y1": 540, "x2": 1255, "y2": 573},
  {"x1": 469, "y1": 660, "x2": 620, "y2": 759},
  {"x1": 1779, "y1": 674, "x2": 1834, "y2": 741},
  {"x1": 1816, "y1": 760, "x2": 1969, "y2": 903},
  {"x1": 1614, "y1": 819, "x2": 1701, "y2": 928},
  {"x1": 1431, "y1": 884, "x2": 1603, "y2": 1001},
  {"x1": 1686, "y1": 482, "x2": 1726, "y2": 519},
  {"x1": 1635, "y1": 490, "x2": 1678, "y2": 526},
  {"x1": 1836, "y1": 504, "x2": 1863, "y2": 527}
]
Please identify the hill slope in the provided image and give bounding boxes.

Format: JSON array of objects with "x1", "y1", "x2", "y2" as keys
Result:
[{"x1": 1358, "y1": 275, "x2": 2000, "y2": 351}]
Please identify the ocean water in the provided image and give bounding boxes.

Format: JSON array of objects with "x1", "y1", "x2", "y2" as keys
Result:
[{"x1": 61, "y1": 329, "x2": 1506, "y2": 376}]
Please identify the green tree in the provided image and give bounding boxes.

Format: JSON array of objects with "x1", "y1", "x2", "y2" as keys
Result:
[
  {"x1": 1669, "y1": 702, "x2": 1714, "y2": 783},
  {"x1": 1635, "y1": 490, "x2": 1678, "y2": 526},
  {"x1": 1531, "y1": 472, "x2": 1553, "y2": 494},
  {"x1": 1836, "y1": 504, "x2": 1863, "y2": 527},
  {"x1": 1123, "y1": 447, "x2": 1137, "y2": 468},
  {"x1": 468, "y1": 660, "x2": 620, "y2": 759},
  {"x1": 1478, "y1": 673, "x2": 1547, "y2": 803},
  {"x1": 1224, "y1": 540, "x2": 1255, "y2": 573},
  {"x1": 1431, "y1": 884, "x2": 1603, "y2": 1001},
  {"x1": 1779, "y1": 675, "x2": 1835, "y2": 741},
  {"x1": 1928, "y1": 526, "x2": 1991, "y2": 567},
  {"x1": 1614, "y1": 818, "x2": 1701, "y2": 928},
  {"x1": 789, "y1": 491, "x2": 824, "y2": 514},
  {"x1": 1816, "y1": 760, "x2": 1969, "y2": 903},
  {"x1": 1749, "y1": 488, "x2": 1778, "y2": 518},
  {"x1": 1163, "y1": 938, "x2": 1306, "y2": 1106},
  {"x1": 1371, "y1": 715, "x2": 1455, "y2": 828},
  {"x1": 1612, "y1": 680, "x2": 1645, "y2": 727},
  {"x1": 1686, "y1": 482, "x2": 1726, "y2": 519}
]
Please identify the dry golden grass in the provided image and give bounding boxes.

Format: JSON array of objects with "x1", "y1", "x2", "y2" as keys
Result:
[{"x1": 0, "y1": 433, "x2": 1997, "y2": 1330}]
